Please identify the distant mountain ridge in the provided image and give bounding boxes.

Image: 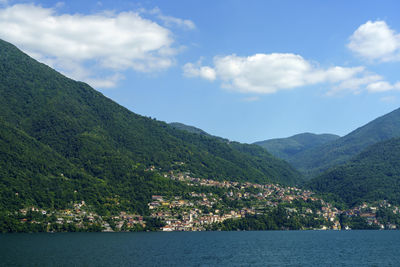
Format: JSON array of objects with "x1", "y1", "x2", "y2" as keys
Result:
[
  {"x1": 309, "y1": 137, "x2": 400, "y2": 207},
  {"x1": 263, "y1": 108, "x2": 400, "y2": 179},
  {"x1": 254, "y1": 133, "x2": 340, "y2": 162}
]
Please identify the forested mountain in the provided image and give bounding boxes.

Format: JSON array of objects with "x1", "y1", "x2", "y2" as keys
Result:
[
  {"x1": 0, "y1": 118, "x2": 182, "y2": 215},
  {"x1": 0, "y1": 39, "x2": 301, "y2": 215},
  {"x1": 285, "y1": 108, "x2": 400, "y2": 178},
  {"x1": 254, "y1": 133, "x2": 340, "y2": 162},
  {"x1": 309, "y1": 137, "x2": 400, "y2": 207}
]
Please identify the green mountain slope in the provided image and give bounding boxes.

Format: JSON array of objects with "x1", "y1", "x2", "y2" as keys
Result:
[
  {"x1": 0, "y1": 39, "x2": 301, "y2": 214},
  {"x1": 254, "y1": 133, "x2": 340, "y2": 162},
  {"x1": 167, "y1": 122, "x2": 301, "y2": 184},
  {"x1": 0, "y1": 118, "x2": 191, "y2": 216},
  {"x1": 0, "y1": 119, "x2": 84, "y2": 211},
  {"x1": 309, "y1": 137, "x2": 400, "y2": 207},
  {"x1": 288, "y1": 108, "x2": 400, "y2": 178}
]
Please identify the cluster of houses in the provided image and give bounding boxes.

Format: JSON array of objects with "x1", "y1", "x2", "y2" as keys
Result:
[
  {"x1": 149, "y1": 194, "x2": 247, "y2": 231},
  {"x1": 148, "y1": 174, "x2": 345, "y2": 231},
  {"x1": 19, "y1": 201, "x2": 146, "y2": 232},
  {"x1": 19, "y1": 201, "x2": 106, "y2": 230}
]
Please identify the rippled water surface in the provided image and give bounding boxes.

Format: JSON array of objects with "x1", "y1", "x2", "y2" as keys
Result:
[{"x1": 1, "y1": 231, "x2": 399, "y2": 266}]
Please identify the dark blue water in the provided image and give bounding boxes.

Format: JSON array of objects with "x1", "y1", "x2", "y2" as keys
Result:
[{"x1": 0, "y1": 231, "x2": 399, "y2": 266}]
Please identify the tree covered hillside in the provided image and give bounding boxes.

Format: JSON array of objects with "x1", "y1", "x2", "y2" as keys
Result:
[
  {"x1": 309, "y1": 137, "x2": 400, "y2": 207},
  {"x1": 0, "y1": 39, "x2": 301, "y2": 216},
  {"x1": 0, "y1": 117, "x2": 194, "y2": 216}
]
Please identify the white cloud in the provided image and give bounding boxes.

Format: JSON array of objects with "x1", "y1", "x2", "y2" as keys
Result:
[
  {"x1": 366, "y1": 81, "x2": 400, "y2": 93},
  {"x1": 0, "y1": 4, "x2": 182, "y2": 88},
  {"x1": 327, "y1": 74, "x2": 382, "y2": 95},
  {"x1": 157, "y1": 14, "x2": 195, "y2": 30},
  {"x1": 183, "y1": 62, "x2": 216, "y2": 81},
  {"x1": 367, "y1": 81, "x2": 394, "y2": 92},
  {"x1": 348, "y1": 20, "x2": 400, "y2": 61},
  {"x1": 143, "y1": 7, "x2": 195, "y2": 30},
  {"x1": 85, "y1": 73, "x2": 124, "y2": 89},
  {"x1": 184, "y1": 53, "x2": 374, "y2": 94}
]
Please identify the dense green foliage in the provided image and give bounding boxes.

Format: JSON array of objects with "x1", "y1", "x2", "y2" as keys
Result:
[
  {"x1": 288, "y1": 108, "x2": 400, "y2": 178},
  {"x1": 0, "y1": 39, "x2": 301, "y2": 217},
  {"x1": 254, "y1": 133, "x2": 340, "y2": 162},
  {"x1": 168, "y1": 122, "x2": 302, "y2": 184},
  {"x1": 309, "y1": 137, "x2": 400, "y2": 207},
  {"x1": 339, "y1": 215, "x2": 380, "y2": 230},
  {"x1": 211, "y1": 206, "x2": 326, "y2": 231},
  {"x1": 0, "y1": 116, "x2": 193, "y2": 215},
  {"x1": 376, "y1": 207, "x2": 400, "y2": 227}
]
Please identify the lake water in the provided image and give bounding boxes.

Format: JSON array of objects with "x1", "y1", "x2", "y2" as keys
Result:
[{"x1": 1, "y1": 231, "x2": 399, "y2": 266}]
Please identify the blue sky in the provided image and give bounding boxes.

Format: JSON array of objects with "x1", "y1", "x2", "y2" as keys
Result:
[{"x1": 1, "y1": 0, "x2": 400, "y2": 143}]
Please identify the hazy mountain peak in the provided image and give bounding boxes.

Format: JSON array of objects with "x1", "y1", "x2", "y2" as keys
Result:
[{"x1": 254, "y1": 132, "x2": 340, "y2": 162}]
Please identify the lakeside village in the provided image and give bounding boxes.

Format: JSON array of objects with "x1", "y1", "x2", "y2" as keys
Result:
[{"x1": 12, "y1": 171, "x2": 400, "y2": 232}]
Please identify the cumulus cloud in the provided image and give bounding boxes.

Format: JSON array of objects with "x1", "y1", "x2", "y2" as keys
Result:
[
  {"x1": 183, "y1": 62, "x2": 216, "y2": 81},
  {"x1": 0, "y1": 4, "x2": 182, "y2": 88},
  {"x1": 184, "y1": 53, "x2": 377, "y2": 95},
  {"x1": 327, "y1": 74, "x2": 382, "y2": 95},
  {"x1": 366, "y1": 81, "x2": 400, "y2": 93},
  {"x1": 348, "y1": 20, "x2": 400, "y2": 61},
  {"x1": 367, "y1": 81, "x2": 395, "y2": 92}
]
